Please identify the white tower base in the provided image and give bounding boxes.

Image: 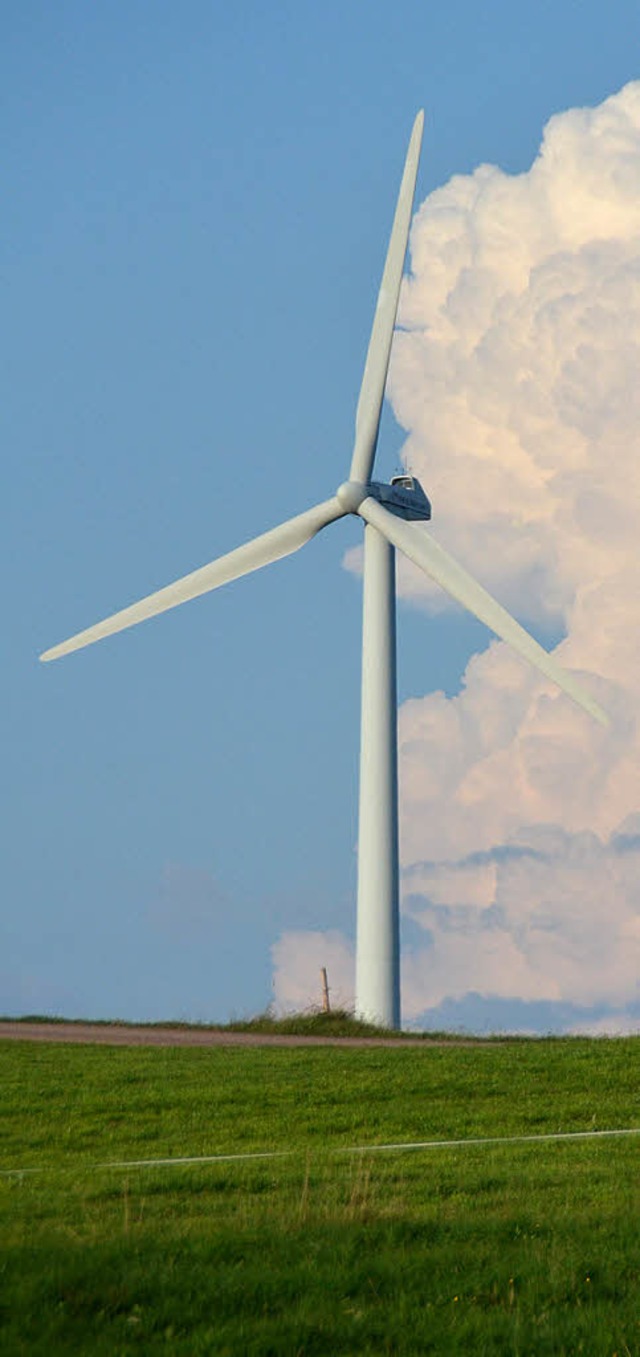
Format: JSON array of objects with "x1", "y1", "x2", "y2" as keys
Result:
[{"x1": 355, "y1": 523, "x2": 400, "y2": 1029}]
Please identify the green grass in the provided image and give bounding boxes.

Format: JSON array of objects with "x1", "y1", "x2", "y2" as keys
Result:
[{"x1": 1, "y1": 1037, "x2": 639, "y2": 1353}]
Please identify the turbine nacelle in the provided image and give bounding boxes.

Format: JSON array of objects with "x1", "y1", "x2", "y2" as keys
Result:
[
  {"x1": 336, "y1": 474, "x2": 432, "y2": 522},
  {"x1": 369, "y1": 474, "x2": 432, "y2": 522}
]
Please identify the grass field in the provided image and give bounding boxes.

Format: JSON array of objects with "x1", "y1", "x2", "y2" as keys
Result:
[{"x1": 1, "y1": 1034, "x2": 639, "y2": 1354}]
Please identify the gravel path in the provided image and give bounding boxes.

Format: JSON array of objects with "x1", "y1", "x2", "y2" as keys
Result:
[{"x1": 0, "y1": 1020, "x2": 481, "y2": 1049}]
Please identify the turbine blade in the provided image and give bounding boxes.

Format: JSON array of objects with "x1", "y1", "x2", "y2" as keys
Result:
[
  {"x1": 349, "y1": 111, "x2": 424, "y2": 487},
  {"x1": 40, "y1": 497, "x2": 344, "y2": 662},
  {"x1": 358, "y1": 497, "x2": 608, "y2": 726}
]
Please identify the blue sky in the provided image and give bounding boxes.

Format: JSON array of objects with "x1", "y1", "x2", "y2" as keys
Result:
[{"x1": 4, "y1": 3, "x2": 640, "y2": 1026}]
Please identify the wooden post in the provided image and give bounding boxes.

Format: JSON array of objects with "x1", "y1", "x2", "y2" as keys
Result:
[{"x1": 320, "y1": 967, "x2": 331, "y2": 1014}]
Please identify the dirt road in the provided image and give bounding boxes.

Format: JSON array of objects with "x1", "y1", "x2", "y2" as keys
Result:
[{"x1": 0, "y1": 1020, "x2": 478, "y2": 1049}]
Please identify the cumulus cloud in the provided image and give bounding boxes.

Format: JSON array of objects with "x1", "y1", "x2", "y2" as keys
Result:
[
  {"x1": 402, "y1": 824, "x2": 640, "y2": 1015},
  {"x1": 271, "y1": 931, "x2": 354, "y2": 1014},
  {"x1": 274, "y1": 83, "x2": 640, "y2": 1032}
]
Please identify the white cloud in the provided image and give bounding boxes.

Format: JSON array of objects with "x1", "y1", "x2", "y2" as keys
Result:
[
  {"x1": 274, "y1": 83, "x2": 640, "y2": 1032},
  {"x1": 402, "y1": 828, "x2": 640, "y2": 1019},
  {"x1": 271, "y1": 931, "x2": 354, "y2": 1014}
]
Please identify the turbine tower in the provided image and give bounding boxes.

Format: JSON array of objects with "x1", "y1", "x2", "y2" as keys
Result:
[{"x1": 40, "y1": 113, "x2": 607, "y2": 1029}]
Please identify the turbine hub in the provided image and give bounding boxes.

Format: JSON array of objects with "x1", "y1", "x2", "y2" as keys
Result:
[{"x1": 337, "y1": 480, "x2": 367, "y2": 513}]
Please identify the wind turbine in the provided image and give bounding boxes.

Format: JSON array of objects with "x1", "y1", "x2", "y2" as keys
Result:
[{"x1": 41, "y1": 112, "x2": 607, "y2": 1029}]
